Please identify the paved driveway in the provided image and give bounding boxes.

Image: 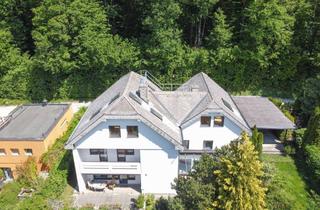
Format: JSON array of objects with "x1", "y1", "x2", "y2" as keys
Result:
[{"x1": 73, "y1": 186, "x2": 140, "y2": 210}]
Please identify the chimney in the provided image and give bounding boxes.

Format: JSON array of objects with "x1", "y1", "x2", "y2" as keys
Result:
[
  {"x1": 42, "y1": 99, "x2": 48, "y2": 106},
  {"x1": 138, "y1": 77, "x2": 149, "y2": 103}
]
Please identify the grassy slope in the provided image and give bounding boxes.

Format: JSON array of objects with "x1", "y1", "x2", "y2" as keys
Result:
[{"x1": 263, "y1": 154, "x2": 313, "y2": 209}]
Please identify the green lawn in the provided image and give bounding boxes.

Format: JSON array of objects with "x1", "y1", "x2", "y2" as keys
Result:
[{"x1": 263, "y1": 154, "x2": 319, "y2": 210}]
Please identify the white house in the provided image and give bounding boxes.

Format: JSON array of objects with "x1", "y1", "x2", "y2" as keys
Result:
[{"x1": 65, "y1": 71, "x2": 294, "y2": 194}]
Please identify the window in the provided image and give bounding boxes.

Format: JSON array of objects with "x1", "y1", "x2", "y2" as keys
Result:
[
  {"x1": 126, "y1": 149, "x2": 134, "y2": 155},
  {"x1": 127, "y1": 126, "x2": 138, "y2": 138},
  {"x1": 93, "y1": 174, "x2": 108, "y2": 180},
  {"x1": 112, "y1": 175, "x2": 119, "y2": 180},
  {"x1": 24, "y1": 149, "x2": 33, "y2": 156},
  {"x1": 182, "y1": 140, "x2": 189, "y2": 149},
  {"x1": 109, "y1": 126, "x2": 121, "y2": 138},
  {"x1": 117, "y1": 149, "x2": 126, "y2": 162},
  {"x1": 11, "y1": 149, "x2": 19, "y2": 156},
  {"x1": 214, "y1": 116, "x2": 224, "y2": 127},
  {"x1": 200, "y1": 116, "x2": 211, "y2": 126},
  {"x1": 0, "y1": 149, "x2": 6, "y2": 156},
  {"x1": 89, "y1": 149, "x2": 105, "y2": 155},
  {"x1": 203, "y1": 141, "x2": 213, "y2": 150},
  {"x1": 128, "y1": 175, "x2": 136, "y2": 180}
]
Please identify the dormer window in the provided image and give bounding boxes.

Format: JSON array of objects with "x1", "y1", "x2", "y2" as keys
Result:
[
  {"x1": 109, "y1": 126, "x2": 121, "y2": 138},
  {"x1": 214, "y1": 116, "x2": 224, "y2": 127},
  {"x1": 200, "y1": 116, "x2": 211, "y2": 126}
]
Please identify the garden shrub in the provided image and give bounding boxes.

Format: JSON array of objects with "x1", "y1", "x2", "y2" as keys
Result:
[
  {"x1": 304, "y1": 145, "x2": 320, "y2": 187},
  {"x1": 16, "y1": 156, "x2": 38, "y2": 187},
  {"x1": 0, "y1": 182, "x2": 21, "y2": 210},
  {"x1": 284, "y1": 145, "x2": 296, "y2": 156},
  {"x1": 136, "y1": 194, "x2": 145, "y2": 209},
  {"x1": 294, "y1": 128, "x2": 306, "y2": 150},
  {"x1": 146, "y1": 194, "x2": 155, "y2": 210},
  {"x1": 155, "y1": 196, "x2": 185, "y2": 210}
]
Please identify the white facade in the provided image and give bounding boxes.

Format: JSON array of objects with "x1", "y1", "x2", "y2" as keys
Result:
[
  {"x1": 72, "y1": 119, "x2": 179, "y2": 194},
  {"x1": 182, "y1": 113, "x2": 242, "y2": 150},
  {"x1": 71, "y1": 114, "x2": 243, "y2": 194}
]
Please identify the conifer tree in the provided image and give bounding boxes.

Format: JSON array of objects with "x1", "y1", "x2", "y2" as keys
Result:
[{"x1": 213, "y1": 132, "x2": 266, "y2": 210}]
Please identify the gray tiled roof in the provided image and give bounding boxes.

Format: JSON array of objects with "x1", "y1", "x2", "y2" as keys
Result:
[
  {"x1": 65, "y1": 72, "x2": 182, "y2": 149},
  {"x1": 232, "y1": 96, "x2": 295, "y2": 129},
  {"x1": 66, "y1": 71, "x2": 266, "y2": 149},
  {"x1": 66, "y1": 72, "x2": 292, "y2": 149},
  {"x1": 177, "y1": 73, "x2": 250, "y2": 132},
  {"x1": 0, "y1": 104, "x2": 70, "y2": 140}
]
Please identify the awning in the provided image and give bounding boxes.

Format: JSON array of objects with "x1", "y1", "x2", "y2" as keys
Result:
[{"x1": 232, "y1": 96, "x2": 295, "y2": 130}]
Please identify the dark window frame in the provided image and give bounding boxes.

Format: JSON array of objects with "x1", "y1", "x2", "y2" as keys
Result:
[
  {"x1": 109, "y1": 125, "x2": 121, "y2": 138},
  {"x1": 90, "y1": 149, "x2": 105, "y2": 155},
  {"x1": 214, "y1": 116, "x2": 224, "y2": 127},
  {"x1": 200, "y1": 116, "x2": 211, "y2": 126},
  {"x1": 203, "y1": 140, "x2": 213, "y2": 150},
  {"x1": 126, "y1": 149, "x2": 134, "y2": 155},
  {"x1": 128, "y1": 175, "x2": 136, "y2": 180},
  {"x1": 127, "y1": 126, "x2": 139, "y2": 138},
  {"x1": 24, "y1": 148, "x2": 33, "y2": 156}
]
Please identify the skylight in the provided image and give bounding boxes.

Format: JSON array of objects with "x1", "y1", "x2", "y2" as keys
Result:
[
  {"x1": 151, "y1": 108, "x2": 163, "y2": 120},
  {"x1": 108, "y1": 93, "x2": 120, "y2": 105},
  {"x1": 90, "y1": 108, "x2": 102, "y2": 120},
  {"x1": 222, "y1": 98, "x2": 233, "y2": 112},
  {"x1": 129, "y1": 92, "x2": 142, "y2": 105}
]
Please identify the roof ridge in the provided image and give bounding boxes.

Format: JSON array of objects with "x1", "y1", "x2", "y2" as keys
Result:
[{"x1": 200, "y1": 72, "x2": 214, "y2": 100}]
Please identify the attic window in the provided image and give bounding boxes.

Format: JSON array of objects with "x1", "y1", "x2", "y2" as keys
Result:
[
  {"x1": 222, "y1": 98, "x2": 233, "y2": 112},
  {"x1": 150, "y1": 108, "x2": 163, "y2": 120},
  {"x1": 129, "y1": 92, "x2": 142, "y2": 105},
  {"x1": 108, "y1": 93, "x2": 120, "y2": 105}
]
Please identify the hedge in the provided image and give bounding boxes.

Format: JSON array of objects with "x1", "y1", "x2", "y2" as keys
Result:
[{"x1": 305, "y1": 145, "x2": 320, "y2": 188}]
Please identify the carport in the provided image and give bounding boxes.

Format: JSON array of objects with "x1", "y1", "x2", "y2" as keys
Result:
[{"x1": 233, "y1": 96, "x2": 295, "y2": 154}]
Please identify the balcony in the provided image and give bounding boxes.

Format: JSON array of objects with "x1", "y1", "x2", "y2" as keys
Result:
[{"x1": 80, "y1": 162, "x2": 141, "y2": 175}]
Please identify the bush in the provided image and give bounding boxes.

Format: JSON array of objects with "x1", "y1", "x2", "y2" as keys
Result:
[
  {"x1": 294, "y1": 128, "x2": 306, "y2": 150},
  {"x1": 279, "y1": 129, "x2": 293, "y2": 142},
  {"x1": 284, "y1": 145, "x2": 296, "y2": 156},
  {"x1": 304, "y1": 145, "x2": 320, "y2": 187},
  {"x1": 0, "y1": 182, "x2": 21, "y2": 210},
  {"x1": 146, "y1": 194, "x2": 155, "y2": 210},
  {"x1": 136, "y1": 194, "x2": 145, "y2": 209},
  {"x1": 155, "y1": 196, "x2": 185, "y2": 210},
  {"x1": 16, "y1": 156, "x2": 38, "y2": 186}
]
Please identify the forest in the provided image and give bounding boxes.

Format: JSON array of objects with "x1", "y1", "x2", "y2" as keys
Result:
[{"x1": 0, "y1": 0, "x2": 319, "y2": 119}]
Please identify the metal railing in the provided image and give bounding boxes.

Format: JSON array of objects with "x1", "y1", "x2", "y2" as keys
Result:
[{"x1": 139, "y1": 70, "x2": 182, "y2": 91}]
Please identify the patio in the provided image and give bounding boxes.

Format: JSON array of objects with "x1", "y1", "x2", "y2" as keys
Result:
[{"x1": 73, "y1": 185, "x2": 140, "y2": 209}]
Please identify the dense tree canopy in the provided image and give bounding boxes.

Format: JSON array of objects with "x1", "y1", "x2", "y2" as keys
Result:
[{"x1": 0, "y1": 0, "x2": 318, "y2": 102}]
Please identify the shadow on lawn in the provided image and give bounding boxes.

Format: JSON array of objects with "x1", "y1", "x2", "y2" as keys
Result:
[{"x1": 293, "y1": 151, "x2": 319, "y2": 194}]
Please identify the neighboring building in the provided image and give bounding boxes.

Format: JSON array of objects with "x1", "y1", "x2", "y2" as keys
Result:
[
  {"x1": 65, "y1": 71, "x2": 294, "y2": 194},
  {"x1": 0, "y1": 103, "x2": 72, "y2": 180}
]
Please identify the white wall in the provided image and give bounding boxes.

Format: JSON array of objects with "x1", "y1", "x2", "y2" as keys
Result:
[
  {"x1": 182, "y1": 114, "x2": 242, "y2": 150},
  {"x1": 140, "y1": 149, "x2": 178, "y2": 194},
  {"x1": 75, "y1": 119, "x2": 176, "y2": 151},
  {"x1": 74, "y1": 119, "x2": 179, "y2": 194}
]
